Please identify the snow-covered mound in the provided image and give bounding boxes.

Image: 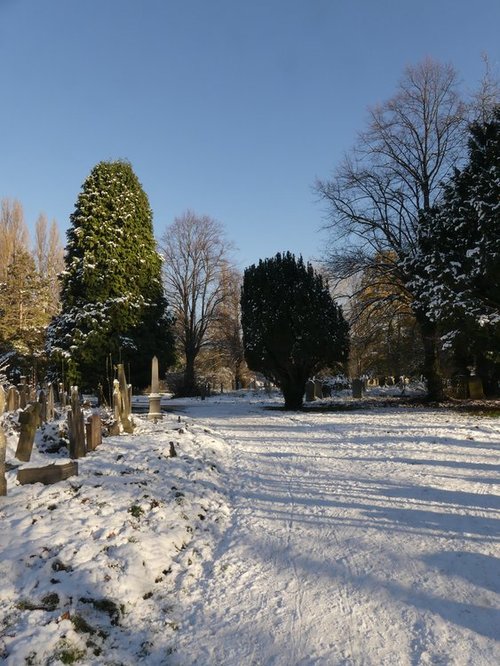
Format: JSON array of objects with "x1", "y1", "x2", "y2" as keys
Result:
[{"x1": 0, "y1": 412, "x2": 230, "y2": 664}]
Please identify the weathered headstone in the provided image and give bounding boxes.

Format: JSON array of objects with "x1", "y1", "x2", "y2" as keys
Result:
[
  {"x1": 17, "y1": 461, "x2": 78, "y2": 485},
  {"x1": 6, "y1": 386, "x2": 20, "y2": 412},
  {"x1": 314, "y1": 380, "x2": 323, "y2": 400},
  {"x1": 85, "y1": 413, "x2": 102, "y2": 451},
  {"x1": 468, "y1": 377, "x2": 485, "y2": 400},
  {"x1": 352, "y1": 378, "x2": 364, "y2": 399},
  {"x1": 38, "y1": 389, "x2": 47, "y2": 424},
  {"x1": 16, "y1": 403, "x2": 41, "y2": 462},
  {"x1": 0, "y1": 385, "x2": 5, "y2": 414},
  {"x1": 0, "y1": 425, "x2": 7, "y2": 495},
  {"x1": 47, "y1": 383, "x2": 55, "y2": 421},
  {"x1": 18, "y1": 377, "x2": 28, "y2": 409},
  {"x1": 68, "y1": 387, "x2": 86, "y2": 458},
  {"x1": 148, "y1": 356, "x2": 162, "y2": 420},
  {"x1": 305, "y1": 380, "x2": 316, "y2": 402},
  {"x1": 117, "y1": 363, "x2": 134, "y2": 433},
  {"x1": 59, "y1": 383, "x2": 67, "y2": 407}
]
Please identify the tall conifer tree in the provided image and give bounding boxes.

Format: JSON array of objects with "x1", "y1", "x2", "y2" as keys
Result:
[{"x1": 47, "y1": 160, "x2": 174, "y2": 390}]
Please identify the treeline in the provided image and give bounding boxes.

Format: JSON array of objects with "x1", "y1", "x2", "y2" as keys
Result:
[
  {"x1": 317, "y1": 58, "x2": 499, "y2": 399},
  {"x1": 0, "y1": 200, "x2": 64, "y2": 377}
]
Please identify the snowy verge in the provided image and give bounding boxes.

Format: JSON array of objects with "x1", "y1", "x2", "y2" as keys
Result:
[{"x1": 0, "y1": 411, "x2": 231, "y2": 665}]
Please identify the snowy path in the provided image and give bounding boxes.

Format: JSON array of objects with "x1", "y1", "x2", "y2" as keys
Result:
[{"x1": 171, "y1": 399, "x2": 500, "y2": 666}]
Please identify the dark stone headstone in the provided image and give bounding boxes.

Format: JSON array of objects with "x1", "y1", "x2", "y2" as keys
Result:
[{"x1": 352, "y1": 379, "x2": 363, "y2": 399}]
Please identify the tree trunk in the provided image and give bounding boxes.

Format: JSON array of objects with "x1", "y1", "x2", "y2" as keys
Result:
[
  {"x1": 417, "y1": 314, "x2": 445, "y2": 401},
  {"x1": 281, "y1": 378, "x2": 306, "y2": 410},
  {"x1": 183, "y1": 351, "x2": 197, "y2": 396}
]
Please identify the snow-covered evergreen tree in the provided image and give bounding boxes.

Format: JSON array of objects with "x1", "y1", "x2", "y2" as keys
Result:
[
  {"x1": 408, "y1": 107, "x2": 500, "y2": 392},
  {"x1": 241, "y1": 252, "x2": 349, "y2": 409},
  {"x1": 47, "y1": 160, "x2": 175, "y2": 390}
]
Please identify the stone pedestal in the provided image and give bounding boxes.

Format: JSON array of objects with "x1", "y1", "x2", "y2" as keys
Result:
[{"x1": 148, "y1": 394, "x2": 162, "y2": 420}]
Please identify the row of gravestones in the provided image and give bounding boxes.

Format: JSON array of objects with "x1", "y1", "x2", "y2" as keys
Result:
[
  {"x1": 305, "y1": 378, "x2": 367, "y2": 401},
  {"x1": 0, "y1": 362, "x2": 136, "y2": 496}
]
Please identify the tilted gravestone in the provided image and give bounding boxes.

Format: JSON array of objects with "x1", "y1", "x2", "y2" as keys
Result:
[
  {"x1": 16, "y1": 403, "x2": 41, "y2": 462},
  {"x1": 68, "y1": 387, "x2": 86, "y2": 458},
  {"x1": 0, "y1": 425, "x2": 7, "y2": 495},
  {"x1": 6, "y1": 386, "x2": 20, "y2": 412}
]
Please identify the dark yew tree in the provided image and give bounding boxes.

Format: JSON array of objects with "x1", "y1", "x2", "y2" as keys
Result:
[
  {"x1": 241, "y1": 252, "x2": 349, "y2": 409},
  {"x1": 408, "y1": 106, "x2": 500, "y2": 394},
  {"x1": 47, "y1": 160, "x2": 175, "y2": 391}
]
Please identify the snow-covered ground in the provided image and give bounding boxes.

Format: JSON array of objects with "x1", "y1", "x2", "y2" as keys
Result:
[{"x1": 1, "y1": 391, "x2": 499, "y2": 665}]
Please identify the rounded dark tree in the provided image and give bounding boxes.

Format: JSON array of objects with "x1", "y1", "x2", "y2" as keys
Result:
[
  {"x1": 47, "y1": 160, "x2": 175, "y2": 391},
  {"x1": 241, "y1": 252, "x2": 349, "y2": 409}
]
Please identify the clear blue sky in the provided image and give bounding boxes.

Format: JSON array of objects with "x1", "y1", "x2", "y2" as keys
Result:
[{"x1": 1, "y1": 0, "x2": 499, "y2": 269}]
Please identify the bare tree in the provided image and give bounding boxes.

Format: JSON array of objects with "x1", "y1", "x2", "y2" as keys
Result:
[
  {"x1": 316, "y1": 59, "x2": 467, "y2": 400},
  {"x1": 160, "y1": 210, "x2": 234, "y2": 395},
  {"x1": 34, "y1": 214, "x2": 64, "y2": 317},
  {"x1": 211, "y1": 265, "x2": 248, "y2": 388},
  {"x1": 0, "y1": 199, "x2": 29, "y2": 282}
]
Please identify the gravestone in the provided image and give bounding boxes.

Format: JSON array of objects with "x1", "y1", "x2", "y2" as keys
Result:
[
  {"x1": 305, "y1": 380, "x2": 316, "y2": 402},
  {"x1": 47, "y1": 383, "x2": 55, "y2": 421},
  {"x1": 117, "y1": 363, "x2": 134, "y2": 433},
  {"x1": 68, "y1": 387, "x2": 86, "y2": 458},
  {"x1": 468, "y1": 377, "x2": 484, "y2": 400},
  {"x1": 314, "y1": 380, "x2": 323, "y2": 400},
  {"x1": 85, "y1": 413, "x2": 102, "y2": 451},
  {"x1": 0, "y1": 425, "x2": 6, "y2": 495},
  {"x1": 18, "y1": 376, "x2": 29, "y2": 409},
  {"x1": 6, "y1": 386, "x2": 20, "y2": 412},
  {"x1": 148, "y1": 355, "x2": 162, "y2": 420},
  {"x1": 352, "y1": 378, "x2": 364, "y2": 399},
  {"x1": 38, "y1": 389, "x2": 47, "y2": 424},
  {"x1": 0, "y1": 385, "x2": 5, "y2": 413},
  {"x1": 16, "y1": 403, "x2": 41, "y2": 462},
  {"x1": 59, "y1": 383, "x2": 67, "y2": 407},
  {"x1": 17, "y1": 461, "x2": 78, "y2": 485}
]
